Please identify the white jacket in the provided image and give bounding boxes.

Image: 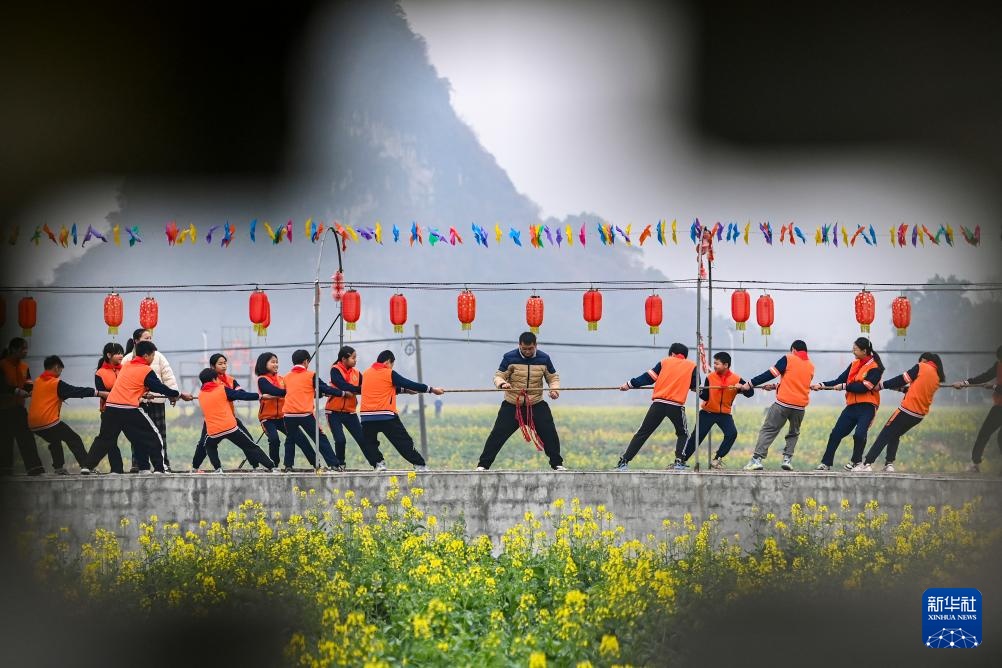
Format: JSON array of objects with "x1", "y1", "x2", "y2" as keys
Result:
[{"x1": 121, "y1": 350, "x2": 178, "y2": 404}]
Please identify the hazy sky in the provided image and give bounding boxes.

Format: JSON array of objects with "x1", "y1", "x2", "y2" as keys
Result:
[{"x1": 401, "y1": 0, "x2": 999, "y2": 331}]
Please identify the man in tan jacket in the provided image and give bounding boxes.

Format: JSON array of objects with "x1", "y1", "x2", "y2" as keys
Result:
[{"x1": 476, "y1": 332, "x2": 566, "y2": 470}]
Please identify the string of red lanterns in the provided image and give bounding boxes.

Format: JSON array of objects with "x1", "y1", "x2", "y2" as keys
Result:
[{"x1": 0, "y1": 288, "x2": 922, "y2": 341}]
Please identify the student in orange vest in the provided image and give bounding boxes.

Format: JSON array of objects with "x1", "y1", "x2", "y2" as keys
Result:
[
  {"x1": 27, "y1": 355, "x2": 108, "y2": 474},
  {"x1": 283, "y1": 349, "x2": 345, "y2": 471},
  {"x1": 254, "y1": 351, "x2": 317, "y2": 472},
  {"x1": 191, "y1": 353, "x2": 257, "y2": 471},
  {"x1": 955, "y1": 344, "x2": 1002, "y2": 472},
  {"x1": 0, "y1": 337, "x2": 44, "y2": 475},
  {"x1": 676, "y1": 351, "x2": 755, "y2": 470},
  {"x1": 856, "y1": 352, "x2": 945, "y2": 472},
  {"x1": 94, "y1": 341, "x2": 126, "y2": 473},
  {"x1": 82, "y1": 340, "x2": 193, "y2": 474},
  {"x1": 359, "y1": 349, "x2": 444, "y2": 471},
  {"x1": 812, "y1": 337, "x2": 885, "y2": 471},
  {"x1": 196, "y1": 367, "x2": 275, "y2": 472},
  {"x1": 743, "y1": 339, "x2": 815, "y2": 471},
  {"x1": 615, "y1": 342, "x2": 698, "y2": 470},
  {"x1": 327, "y1": 346, "x2": 377, "y2": 468}
]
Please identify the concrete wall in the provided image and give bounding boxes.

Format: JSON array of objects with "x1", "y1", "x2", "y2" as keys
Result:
[{"x1": 3, "y1": 471, "x2": 1001, "y2": 550}]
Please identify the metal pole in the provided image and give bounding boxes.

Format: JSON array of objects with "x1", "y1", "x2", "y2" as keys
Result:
[
  {"x1": 693, "y1": 244, "x2": 702, "y2": 470},
  {"x1": 414, "y1": 323, "x2": 428, "y2": 459},
  {"x1": 706, "y1": 256, "x2": 713, "y2": 470},
  {"x1": 310, "y1": 228, "x2": 347, "y2": 472},
  {"x1": 313, "y1": 229, "x2": 333, "y2": 472}
]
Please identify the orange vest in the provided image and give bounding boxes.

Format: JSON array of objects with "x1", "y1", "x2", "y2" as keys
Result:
[
  {"x1": 27, "y1": 372, "x2": 62, "y2": 430},
  {"x1": 776, "y1": 353, "x2": 814, "y2": 409},
  {"x1": 702, "y1": 370, "x2": 741, "y2": 414},
  {"x1": 198, "y1": 382, "x2": 238, "y2": 437},
  {"x1": 900, "y1": 361, "x2": 940, "y2": 417},
  {"x1": 326, "y1": 363, "x2": 359, "y2": 413},
  {"x1": 282, "y1": 366, "x2": 317, "y2": 416},
  {"x1": 106, "y1": 358, "x2": 154, "y2": 408},
  {"x1": 359, "y1": 364, "x2": 397, "y2": 416},
  {"x1": 652, "y1": 356, "x2": 696, "y2": 405},
  {"x1": 95, "y1": 363, "x2": 119, "y2": 412},
  {"x1": 257, "y1": 373, "x2": 285, "y2": 421},
  {"x1": 846, "y1": 356, "x2": 881, "y2": 407},
  {"x1": 0, "y1": 358, "x2": 29, "y2": 409}
]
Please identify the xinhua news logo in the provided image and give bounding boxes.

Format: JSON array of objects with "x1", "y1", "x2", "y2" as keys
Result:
[{"x1": 922, "y1": 588, "x2": 981, "y2": 649}]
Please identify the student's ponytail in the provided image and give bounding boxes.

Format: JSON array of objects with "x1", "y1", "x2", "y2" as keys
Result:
[
  {"x1": 854, "y1": 337, "x2": 884, "y2": 371},
  {"x1": 124, "y1": 328, "x2": 146, "y2": 355}
]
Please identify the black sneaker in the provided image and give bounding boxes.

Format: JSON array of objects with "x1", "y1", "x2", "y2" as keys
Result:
[
  {"x1": 27, "y1": 466, "x2": 46, "y2": 476},
  {"x1": 129, "y1": 466, "x2": 140, "y2": 474}
]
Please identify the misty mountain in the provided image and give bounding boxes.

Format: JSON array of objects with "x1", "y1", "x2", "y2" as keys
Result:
[
  {"x1": 3, "y1": 1, "x2": 996, "y2": 409},
  {"x1": 2, "y1": 1, "x2": 724, "y2": 407}
]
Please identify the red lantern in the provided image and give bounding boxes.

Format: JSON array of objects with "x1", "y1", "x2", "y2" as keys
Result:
[
  {"x1": 645, "y1": 294, "x2": 663, "y2": 335},
  {"x1": 104, "y1": 292, "x2": 123, "y2": 334},
  {"x1": 731, "y1": 289, "x2": 750, "y2": 331},
  {"x1": 457, "y1": 290, "x2": 476, "y2": 331},
  {"x1": 18, "y1": 297, "x2": 37, "y2": 337},
  {"x1": 249, "y1": 290, "x2": 270, "y2": 335},
  {"x1": 892, "y1": 295, "x2": 911, "y2": 337},
  {"x1": 756, "y1": 294, "x2": 774, "y2": 336},
  {"x1": 342, "y1": 289, "x2": 361, "y2": 331},
  {"x1": 390, "y1": 293, "x2": 407, "y2": 334},
  {"x1": 139, "y1": 297, "x2": 158, "y2": 332},
  {"x1": 854, "y1": 289, "x2": 875, "y2": 333},
  {"x1": 526, "y1": 295, "x2": 544, "y2": 334},
  {"x1": 582, "y1": 289, "x2": 602, "y2": 331}
]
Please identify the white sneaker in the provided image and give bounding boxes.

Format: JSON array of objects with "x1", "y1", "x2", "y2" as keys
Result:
[
  {"x1": 882, "y1": 463, "x2": 895, "y2": 473},
  {"x1": 415, "y1": 465, "x2": 430, "y2": 472},
  {"x1": 139, "y1": 469, "x2": 153, "y2": 475},
  {"x1": 853, "y1": 463, "x2": 872, "y2": 472},
  {"x1": 743, "y1": 457, "x2": 764, "y2": 471},
  {"x1": 79, "y1": 468, "x2": 92, "y2": 475},
  {"x1": 968, "y1": 462, "x2": 980, "y2": 473},
  {"x1": 212, "y1": 468, "x2": 224, "y2": 474},
  {"x1": 554, "y1": 465, "x2": 568, "y2": 471},
  {"x1": 475, "y1": 466, "x2": 486, "y2": 471},
  {"x1": 710, "y1": 458, "x2": 725, "y2": 469},
  {"x1": 815, "y1": 464, "x2": 831, "y2": 471},
  {"x1": 374, "y1": 462, "x2": 388, "y2": 472},
  {"x1": 781, "y1": 456, "x2": 794, "y2": 471},
  {"x1": 842, "y1": 462, "x2": 856, "y2": 471}
]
